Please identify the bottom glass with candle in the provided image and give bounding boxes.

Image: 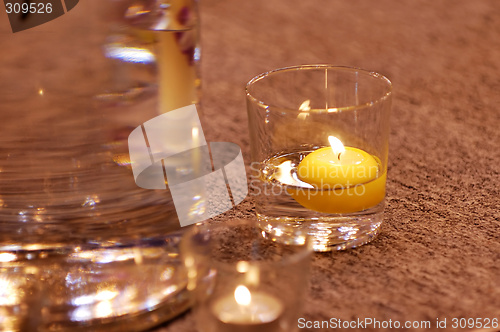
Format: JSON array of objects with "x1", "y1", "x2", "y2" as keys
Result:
[
  {"x1": 246, "y1": 65, "x2": 393, "y2": 252},
  {"x1": 181, "y1": 220, "x2": 312, "y2": 332},
  {"x1": 0, "y1": 237, "x2": 190, "y2": 331}
]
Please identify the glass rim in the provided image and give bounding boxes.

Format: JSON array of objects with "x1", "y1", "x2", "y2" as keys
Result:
[
  {"x1": 180, "y1": 220, "x2": 313, "y2": 267},
  {"x1": 0, "y1": 232, "x2": 183, "y2": 262},
  {"x1": 245, "y1": 64, "x2": 393, "y2": 113}
]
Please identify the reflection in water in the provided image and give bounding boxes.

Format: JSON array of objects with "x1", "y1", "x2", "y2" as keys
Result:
[{"x1": 0, "y1": 277, "x2": 21, "y2": 306}]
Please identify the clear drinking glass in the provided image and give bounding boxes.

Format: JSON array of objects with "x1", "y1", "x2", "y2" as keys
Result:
[
  {"x1": 0, "y1": 0, "x2": 200, "y2": 329},
  {"x1": 0, "y1": 240, "x2": 190, "y2": 332},
  {"x1": 246, "y1": 65, "x2": 392, "y2": 252},
  {"x1": 181, "y1": 220, "x2": 312, "y2": 332}
]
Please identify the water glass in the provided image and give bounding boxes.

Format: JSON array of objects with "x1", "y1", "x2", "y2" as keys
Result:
[
  {"x1": 181, "y1": 220, "x2": 312, "y2": 332},
  {"x1": 246, "y1": 65, "x2": 392, "y2": 251}
]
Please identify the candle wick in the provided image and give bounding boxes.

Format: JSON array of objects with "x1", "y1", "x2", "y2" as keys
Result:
[{"x1": 337, "y1": 152, "x2": 341, "y2": 160}]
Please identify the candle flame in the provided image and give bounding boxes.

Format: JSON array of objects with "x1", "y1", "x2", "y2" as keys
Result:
[
  {"x1": 234, "y1": 285, "x2": 251, "y2": 306},
  {"x1": 328, "y1": 136, "x2": 345, "y2": 160}
]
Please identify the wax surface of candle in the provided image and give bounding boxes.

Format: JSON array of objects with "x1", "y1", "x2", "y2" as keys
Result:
[
  {"x1": 297, "y1": 147, "x2": 378, "y2": 187},
  {"x1": 290, "y1": 146, "x2": 385, "y2": 213}
]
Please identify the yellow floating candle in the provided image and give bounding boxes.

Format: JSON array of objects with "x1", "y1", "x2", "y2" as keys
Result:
[{"x1": 289, "y1": 136, "x2": 385, "y2": 214}]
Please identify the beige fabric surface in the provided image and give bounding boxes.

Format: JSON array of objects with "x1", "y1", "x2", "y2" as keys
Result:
[{"x1": 154, "y1": 0, "x2": 500, "y2": 331}]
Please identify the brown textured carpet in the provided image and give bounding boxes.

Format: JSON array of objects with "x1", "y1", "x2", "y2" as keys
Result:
[{"x1": 154, "y1": 0, "x2": 500, "y2": 331}]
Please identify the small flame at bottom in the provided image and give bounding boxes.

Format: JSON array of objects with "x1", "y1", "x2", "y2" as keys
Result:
[{"x1": 234, "y1": 285, "x2": 251, "y2": 306}]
